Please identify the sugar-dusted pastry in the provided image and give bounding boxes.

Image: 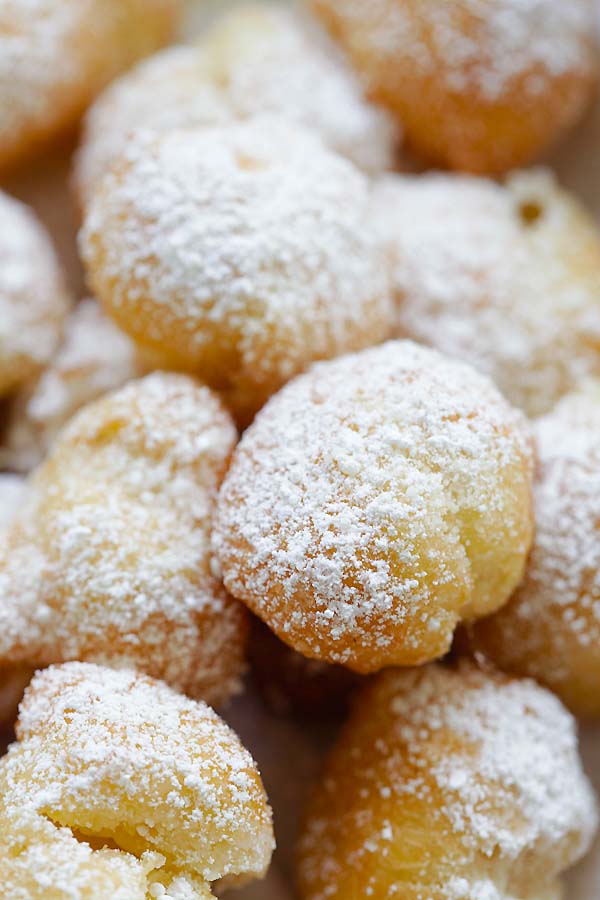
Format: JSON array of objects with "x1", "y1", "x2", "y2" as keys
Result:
[
  {"x1": 0, "y1": 190, "x2": 70, "y2": 397},
  {"x1": 0, "y1": 373, "x2": 247, "y2": 705},
  {"x1": 298, "y1": 662, "x2": 598, "y2": 900},
  {"x1": 312, "y1": 0, "x2": 598, "y2": 173},
  {"x1": 1, "y1": 299, "x2": 145, "y2": 472},
  {"x1": 74, "y1": 3, "x2": 398, "y2": 207},
  {"x1": 0, "y1": 662, "x2": 274, "y2": 898},
  {"x1": 214, "y1": 341, "x2": 534, "y2": 672},
  {"x1": 471, "y1": 382, "x2": 600, "y2": 718},
  {"x1": 0, "y1": 0, "x2": 181, "y2": 172},
  {"x1": 81, "y1": 118, "x2": 392, "y2": 423},
  {"x1": 373, "y1": 169, "x2": 600, "y2": 417}
]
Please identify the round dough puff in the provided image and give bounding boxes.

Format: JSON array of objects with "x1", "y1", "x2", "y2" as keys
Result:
[
  {"x1": 373, "y1": 169, "x2": 600, "y2": 418},
  {"x1": 214, "y1": 340, "x2": 534, "y2": 672},
  {"x1": 311, "y1": 0, "x2": 598, "y2": 174},
  {"x1": 0, "y1": 662, "x2": 274, "y2": 899},
  {"x1": 297, "y1": 662, "x2": 598, "y2": 900},
  {"x1": 0, "y1": 0, "x2": 181, "y2": 172},
  {"x1": 74, "y1": 3, "x2": 399, "y2": 207},
  {"x1": 0, "y1": 373, "x2": 247, "y2": 706},
  {"x1": 0, "y1": 298, "x2": 146, "y2": 472},
  {"x1": 73, "y1": 44, "x2": 227, "y2": 209},
  {"x1": 80, "y1": 118, "x2": 393, "y2": 424},
  {"x1": 0, "y1": 191, "x2": 70, "y2": 397},
  {"x1": 470, "y1": 382, "x2": 600, "y2": 718}
]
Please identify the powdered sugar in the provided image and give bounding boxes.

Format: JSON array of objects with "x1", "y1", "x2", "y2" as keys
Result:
[
  {"x1": 0, "y1": 0, "x2": 180, "y2": 169},
  {"x1": 373, "y1": 169, "x2": 600, "y2": 417},
  {"x1": 1, "y1": 299, "x2": 144, "y2": 471},
  {"x1": 81, "y1": 117, "x2": 392, "y2": 417},
  {"x1": 313, "y1": 0, "x2": 595, "y2": 101},
  {"x1": 75, "y1": 4, "x2": 398, "y2": 205},
  {"x1": 0, "y1": 190, "x2": 70, "y2": 394},
  {"x1": 473, "y1": 382, "x2": 600, "y2": 714},
  {"x1": 0, "y1": 475, "x2": 26, "y2": 528},
  {"x1": 214, "y1": 340, "x2": 533, "y2": 671},
  {"x1": 0, "y1": 662, "x2": 274, "y2": 895},
  {"x1": 0, "y1": 373, "x2": 246, "y2": 705},
  {"x1": 299, "y1": 663, "x2": 597, "y2": 900}
]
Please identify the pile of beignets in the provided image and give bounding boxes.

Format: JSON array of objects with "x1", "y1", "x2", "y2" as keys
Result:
[{"x1": 1, "y1": 2, "x2": 600, "y2": 898}]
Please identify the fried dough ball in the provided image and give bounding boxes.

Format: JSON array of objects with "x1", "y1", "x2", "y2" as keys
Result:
[
  {"x1": 297, "y1": 662, "x2": 598, "y2": 900},
  {"x1": 0, "y1": 191, "x2": 70, "y2": 398},
  {"x1": 0, "y1": 0, "x2": 182, "y2": 172},
  {"x1": 470, "y1": 383, "x2": 600, "y2": 718},
  {"x1": 214, "y1": 341, "x2": 534, "y2": 672},
  {"x1": 0, "y1": 299, "x2": 146, "y2": 472},
  {"x1": 373, "y1": 169, "x2": 600, "y2": 418},
  {"x1": 311, "y1": 0, "x2": 598, "y2": 174},
  {"x1": 75, "y1": 5, "x2": 398, "y2": 209},
  {"x1": 0, "y1": 662, "x2": 274, "y2": 899},
  {"x1": 0, "y1": 373, "x2": 247, "y2": 706},
  {"x1": 81, "y1": 118, "x2": 392, "y2": 423},
  {"x1": 199, "y1": 4, "x2": 398, "y2": 175}
]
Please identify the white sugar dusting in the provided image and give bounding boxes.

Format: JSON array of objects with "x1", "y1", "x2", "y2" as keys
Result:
[
  {"x1": 475, "y1": 382, "x2": 600, "y2": 704},
  {"x1": 81, "y1": 117, "x2": 392, "y2": 399},
  {"x1": 316, "y1": 0, "x2": 595, "y2": 100},
  {"x1": 300, "y1": 664, "x2": 597, "y2": 900},
  {"x1": 373, "y1": 169, "x2": 600, "y2": 417},
  {"x1": 0, "y1": 662, "x2": 274, "y2": 895},
  {"x1": 214, "y1": 340, "x2": 533, "y2": 667},
  {"x1": 0, "y1": 373, "x2": 246, "y2": 705},
  {"x1": 76, "y1": 4, "x2": 398, "y2": 203},
  {"x1": 1, "y1": 299, "x2": 144, "y2": 472},
  {"x1": 0, "y1": 190, "x2": 70, "y2": 389}
]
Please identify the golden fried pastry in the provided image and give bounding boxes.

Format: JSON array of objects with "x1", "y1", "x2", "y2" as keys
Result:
[
  {"x1": 214, "y1": 341, "x2": 534, "y2": 672},
  {"x1": 0, "y1": 662, "x2": 274, "y2": 898},
  {"x1": 298, "y1": 662, "x2": 598, "y2": 900},
  {"x1": 0, "y1": 0, "x2": 181, "y2": 172},
  {"x1": 73, "y1": 45, "x2": 227, "y2": 208},
  {"x1": 312, "y1": 0, "x2": 598, "y2": 173},
  {"x1": 1, "y1": 299, "x2": 145, "y2": 472},
  {"x1": 74, "y1": 3, "x2": 398, "y2": 208},
  {"x1": 470, "y1": 382, "x2": 600, "y2": 718},
  {"x1": 0, "y1": 373, "x2": 247, "y2": 705},
  {"x1": 373, "y1": 169, "x2": 600, "y2": 417},
  {"x1": 81, "y1": 118, "x2": 392, "y2": 423},
  {"x1": 199, "y1": 4, "x2": 399, "y2": 175},
  {"x1": 0, "y1": 190, "x2": 70, "y2": 398}
]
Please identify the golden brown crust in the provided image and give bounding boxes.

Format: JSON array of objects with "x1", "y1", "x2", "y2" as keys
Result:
[
  {"x1": 80, "y1": 118, "x2": 392, "y2": 424},
  {"x1": 470, "y1": 382, "x2": 600, "y2": 717},
  {"x1": 0, "y1": 662, "x2": 274, "y2": 898},
  {"x1": 215, "y1": 341, "x2": 534, "y2": 672},
  {"x1": 297, "y1": 662, "x2": 597, "y2": 900},
  {"x1": 0, "y1": 373, "x2": 247, "y2": 705},
  {"x1": 312, "y1": 0, "x2": 598, "y2": 174},
  {"x1": 0, "y1": 0, "x2": 181, "y2": 173}
]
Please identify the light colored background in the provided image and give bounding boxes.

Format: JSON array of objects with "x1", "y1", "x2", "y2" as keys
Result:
[{"x1": 4, "y1": 1, "x2": 600, "y2": 897}]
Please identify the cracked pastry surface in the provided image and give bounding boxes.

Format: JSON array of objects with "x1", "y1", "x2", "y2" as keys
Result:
[
  {"x1": 0, "y1": 373, "x2": 247, "y2": 705},
  {"x1": 0, "y1": 662, "x2": 274, "y2": 899}
]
